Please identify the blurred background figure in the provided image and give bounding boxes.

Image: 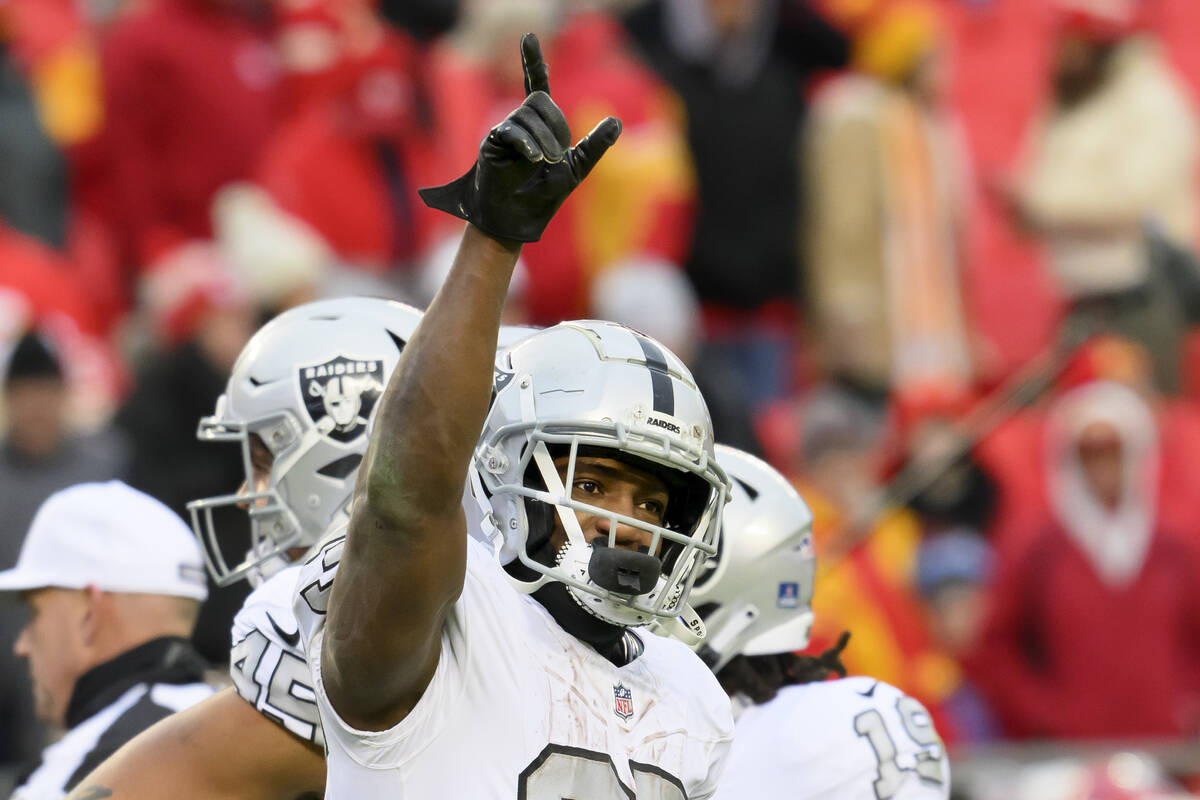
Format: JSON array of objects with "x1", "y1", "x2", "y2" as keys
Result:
[
  {"x1": 785, "y1": 397, "x2": 947, "y2": 736},
  {"x1": 973, "y1": 751, "x2": 1197, "y2": 800},
  {"x1": 0, "y1": 331, "x2": 128, "y2": 773},
  {"x1": 970, "y1": 380, "x2": 1200, "y2": 740},
  {"x1": 257, "y1": 0, "x2": 444, "y2": 288},
  {"x1": 1, "y1": 332, "x2": 128, "y2": 570},
  {"x1": 374, "y1": 0, "x2": 460, "y2": 42},
  {"x1": 899, "y1": 415, "x2": 997, "y2": 540},
  {"x1": 794, "y1": 394, "x2": 1003, "y2": 749},
  {"x1": 114, "y1": 251, "x2": 257, "y2": 664},
  {"x1": 914, "y1": 528, "x2": 998, "y2": 745},
  {"x1": 210, "y1": 183, "x2": 329, "y2": 314},
  {"x1": 622, "y1": 0, "x2": 851, "y2": 411},
  {"x1": 74, "y1": 0, "x2": 281, "y2": 289},
  {"x1": 0, "y1": 36, "x2": 68, "y2": 250},
  {"x1": 0, "y1": 482, "x2": 212, "y2": 799},
  {"x1": 806, "y1": 0, "x2": 974, "y2": 420},
  {"x1": 992, "y1": 0, "x2": 1200, "y2": 391}
]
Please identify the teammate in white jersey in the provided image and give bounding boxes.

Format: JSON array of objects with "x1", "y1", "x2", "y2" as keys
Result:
[
  {"x1": 690, "y1": 445, "x2": 951, "y2": 800},
  {"x1": 296, "y1": 34, "x2": 733, "y2": 798},
  {"x1": 65, "y1": 298, "x2": 424, "y2": 800}
]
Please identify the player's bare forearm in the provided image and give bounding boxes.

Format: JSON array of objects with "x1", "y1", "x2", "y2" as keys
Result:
[
  {"x1": 323, "y1": 226, "x2": 519, "y2": 725},
  {"x1": 64, "y1": 688, "x2": 325, "y2": 800}
]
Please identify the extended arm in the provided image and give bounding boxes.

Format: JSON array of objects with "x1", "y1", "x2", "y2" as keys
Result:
[
  {"x1": 322, "y1": 226, "x2": 518, "y2": 729},
  {"x1": 64, "y1": 688, "x2": 325, "y2": 800},
  {"x1": 321, "y1": 34, "x2": 620, "y2": 730}
]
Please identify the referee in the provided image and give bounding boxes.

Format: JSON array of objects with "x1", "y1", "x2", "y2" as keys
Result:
[{"x1": 0, "y1": 481, "x2": 214, "y2": 800}]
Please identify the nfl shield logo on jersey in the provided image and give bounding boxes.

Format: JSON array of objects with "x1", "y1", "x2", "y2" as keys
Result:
[
  {"x1": 299, "y1": 356, "x2": 385, "y2": 443},
  {"x1": 613, "y1": 683, "x2": 634, "y2": 721},
  {"x1": 777, "y1": 582, "x2": 799, "y2": 609}
]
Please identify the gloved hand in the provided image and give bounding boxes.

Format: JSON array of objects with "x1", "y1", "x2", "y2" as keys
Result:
[{"x1": 418, "y1": 33, "x2": 622, "y2": 243}]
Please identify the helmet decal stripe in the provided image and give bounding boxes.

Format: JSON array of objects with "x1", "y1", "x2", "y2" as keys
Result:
[{"x1": 634, "y1": 334, "x2": 675, "y2": 416}]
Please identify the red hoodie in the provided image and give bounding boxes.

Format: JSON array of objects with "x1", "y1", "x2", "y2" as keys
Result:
[
  {"x1": 75, "y1": 0, "x2": 280, "y2": 267},
  {"x1": 970, "y1": 382, "x2": 1200, "y2": 738}
]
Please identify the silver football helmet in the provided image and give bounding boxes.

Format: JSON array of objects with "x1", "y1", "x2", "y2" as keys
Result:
[
  {"x1": 472, "y1": 320, "x2": 730, "y2": 644},
  {"x1": 688, "y1": 444, "x2": 816, "y2": 673},
  {"x1": 187, "y1": 297, "x2": 423, "y2": 586}
]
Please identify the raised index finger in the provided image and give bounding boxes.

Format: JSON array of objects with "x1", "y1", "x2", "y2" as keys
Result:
[{"x1": 521, "y1": 33, "x2": 550, "y2": 97}]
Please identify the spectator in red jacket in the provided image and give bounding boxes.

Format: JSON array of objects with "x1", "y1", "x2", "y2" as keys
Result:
[
  {"x1": 970, "y1": 380, "x2": 1200, "y2": 739},
  {"x1": 256, "y1": 22, "x2": 442, "y2": 278},
  {"x1": 77, "y1": 0, "x2": 281, "y2": 271}
]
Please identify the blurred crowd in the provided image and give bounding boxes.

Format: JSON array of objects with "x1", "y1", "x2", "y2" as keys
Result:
[{"x1": 3, "y1": 0, "x2": 1200, "y2": 794}]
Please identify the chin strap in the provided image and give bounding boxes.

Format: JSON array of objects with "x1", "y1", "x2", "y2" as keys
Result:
[
  {"x1": 653, "y1": 602, "x2": 707, "y2": 646},
  {"x1": 694, "y1": 602, "x2": 760, "y2": 672}
]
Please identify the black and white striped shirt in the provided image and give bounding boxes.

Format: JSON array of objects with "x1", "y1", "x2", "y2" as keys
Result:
[{"x1": 12, "y1": 637, "x2": 214, "y2": 800}]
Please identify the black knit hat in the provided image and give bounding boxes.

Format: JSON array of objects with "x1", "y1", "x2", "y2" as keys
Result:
[{"x1": 4, "y1": 331, "x2": 63, "y2": 386}]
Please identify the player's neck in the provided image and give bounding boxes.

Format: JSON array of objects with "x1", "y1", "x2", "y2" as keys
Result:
[
  {"x1": 530, "y1": 581, "x2": 641, "y2": 667},
  {"x1": 505, "y1": 540, "x2": 643, "y2": 667}
]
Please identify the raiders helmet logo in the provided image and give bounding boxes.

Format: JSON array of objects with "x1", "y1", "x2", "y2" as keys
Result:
[{"x1": 299, "y1": 356, "x2": 385, "y2": 443}]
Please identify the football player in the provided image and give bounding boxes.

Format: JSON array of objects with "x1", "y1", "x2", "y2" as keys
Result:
[
  {"x1": 64, "y1": 297, "x2": 425, "y2": 799},
  {"x1": 691, "y1": 445, "x2": 951, "y2": 800},
  {"x1": 290, "y1": 34, "x2": 733, "y2": 797}
]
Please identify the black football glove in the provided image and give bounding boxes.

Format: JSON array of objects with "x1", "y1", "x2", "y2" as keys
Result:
[{"x1": 418, "y1": 33, "x2": 622, "y2": 243}]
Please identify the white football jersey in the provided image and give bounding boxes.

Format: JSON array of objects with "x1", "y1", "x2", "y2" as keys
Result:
[
  {"x1": 294, "y1": 532, "x2": 734, "y2": 798},
  {"x1": 716, "y1": 676, "x2": 949, "y2": 800},
  {"x1": 229, "y1": 565, "x2": 324, "y2": 749}
]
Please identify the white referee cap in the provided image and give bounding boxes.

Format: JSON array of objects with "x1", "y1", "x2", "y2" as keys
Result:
[{"x1": 0, "y1": 481, "x2": 208, "y2": 600}]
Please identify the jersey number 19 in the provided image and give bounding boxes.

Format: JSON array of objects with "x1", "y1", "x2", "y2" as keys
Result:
[{"x1": 854, "y1": 695, "x2": 945, "y2": 800}]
